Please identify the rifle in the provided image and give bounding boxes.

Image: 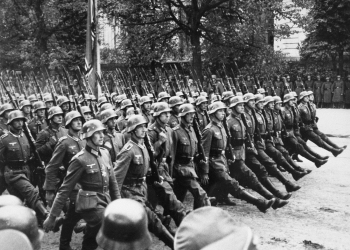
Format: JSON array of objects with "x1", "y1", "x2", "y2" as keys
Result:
[
  {"x1": 0, "y1": 76, "x2": 46, "y2": 205},
  {"x1": 43, "y1": 68, "x2": 58, "y2": 106},
  {"x1": 241, "y1": 113, "x2": 258, "y2": 155},
  {"x1": 222, "y1": 112, "x2": 236, "y2": 169},
  {"x1": 31, "y1": 72, "x2": 50, "y2": 126},
  {"x1": 96, "y1": 72, "x2": 111, "y2": 103}
]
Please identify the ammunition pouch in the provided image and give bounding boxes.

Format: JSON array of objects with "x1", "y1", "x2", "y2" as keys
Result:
[{"x1": 75, "y1": 189, "x2": 98, "y2": 213}]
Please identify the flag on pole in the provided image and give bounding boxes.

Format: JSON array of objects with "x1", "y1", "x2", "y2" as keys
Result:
[{"x1": 85, "y1": 0, "x2": 102, "y2": 100}]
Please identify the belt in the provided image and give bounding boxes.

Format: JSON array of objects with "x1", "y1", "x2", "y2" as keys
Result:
[
  {"x1": 82, "y1": 186, "x2": 109, "y2": 193},
  {"x1": 232, "y1": 138, "x2": 244, "y2": 146},
  {"x1": 123, "y1": 177, "x2": 146, "y2": 186},
  {"x1": 176, "y1": 156, "x2": 194, "y2": 164},
  {"x1": 7, "y1": 160, "x2": 28, "y2": 170},
  {"x1": 210, "y1": 148, "x2": 225, "y2": 157}
]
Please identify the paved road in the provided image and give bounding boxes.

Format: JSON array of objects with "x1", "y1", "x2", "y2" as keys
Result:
[{"x1": 42, "y1": 109, "x2": 350, "y2": 250}]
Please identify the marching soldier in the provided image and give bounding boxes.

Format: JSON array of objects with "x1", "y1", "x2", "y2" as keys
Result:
[
  {"x1": 28, "y1": 94, "x2": 38, "y2": 106},
  {"x1": 57, "y1": 96, "x2": 71, "y2": 123},
  {"x1": 168, "y1": 96, "x2": 184, "y2": 128},
  {"x1": 195, "y1": 96, "x2": 209, "y2": 132},
  {"x1": 313, "y1": 75, "x2": 323, "y2": 108},
  {"x1": 44, "y1": 111, "x2": 86, "y2": 250},
  {"x1": 201, "y1": 100, "x2": 274, "y2": 211},
  {"x1": 345, "y1": 75, "x2": 350, "y2": 109},
  {"x1": 44, "y1": 119, "x2": 121, "y2": 250},
  {"x1": 116, "y1": 99, "x2": 133, "y2": 131},
  {"x1": 44, "y1": 94, "x2": 55, "y2": 109},
  {"x1": 35, "y1": 106, "x2": 67, "y2": 165},
  {"x1": 158, "y1": 92, "x2": 171, "y2": 103},
  {"x1": 101, "y1": 109, "x2": 125, "y2": 164},
  {"x1": 281, "y1": 93, "x2": 327, "y2": 168},
  {"x1": 19, "y1": 100, "x2": 33, "y2": 121},
  {"x1": 113, "y1": 115, "x2": 175, "y2": 248},
  {"x1": 332, "y1": 75, "x2": 344, "y2": 108},
  {"x1": 81, "y1": 106, "x2": 94, "y2": 122},
  {"x1": 148, "y1": 102, "x2": 187, "y2": 226},
  {"x1": 139, "y1": 95, "x2": 153, "y2": 125},
  {"x1": 171, "y1": 103, "x2": 211, "y2": 209},
  {"x1": 28, "y1": 101, "x2": 48, "y2": 139},
  {"x1": 322, "y1": 76, "x2": 332, "y2": 108},
  {"x1": 298, "y1": 91, "x2": 345, "y2": 157},
  {"x1": 0, "y1": 103, "x2": 15, "y2": 135},
  {"x1": 0, "y1": 110, "x2": 50, "y2": 222}
]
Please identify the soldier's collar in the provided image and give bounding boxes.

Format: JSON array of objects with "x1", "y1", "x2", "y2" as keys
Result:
[
  {"x1": 211, "y1": 120, "x2": 222, "y2": 128},
  {"x1": 130, "y1": 138, "x2": 145, "y2": 149},
  {"x1": 85, "y1": 145, "x2": 101, "y2": 157},
  {"x1": 180, "y1": 122, "x2": 192, "y2": 132},
  {"x1": 9, "y1": 130, "x2": 24, "y2": 138},
  {"x1": 244, "y1": 106, "x2": 252, "y2": 114},
  {"x1": 155, "y1": 119, "x2": 166, "y2": 131},
  {"x1": 68, "y1": 131, "x2": 81, "y2": 141}
]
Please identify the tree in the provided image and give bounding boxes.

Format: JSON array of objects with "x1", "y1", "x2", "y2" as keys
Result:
[
  {"x1": 100, "y1": 0, "x2": 307, "y2": 77},
  {"x1": 300, "y1": 0, "x2": 350, "y2": 74},
  {"x1": 0, "y1": 0, "x2": 87, "y2": 70}
]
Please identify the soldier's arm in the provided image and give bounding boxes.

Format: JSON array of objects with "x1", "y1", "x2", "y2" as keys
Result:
[
  {"x1": 105, "y1": 152, "x2": 121, "y2": 200},
  {"x1": 201, "y1": 127, "x2": 213, "y2": 174},
  {"x1": 35, "y1": 130, "x2": 55, "y2": 157},
  {"x1": 148, "y1": 129, "x2": 163, "y2": 157},
  {"x1": 0, "y1": 138, "x2": 7, "y2": 165},
  {"x1": 102, "y1": 136, "x2": 113, "y2": 156},
  {"x1": 44, "y1": 140, "x2": 67, "y2": 191},
  {"x1": 50, "y1": 158, "x2": 85, "y2": 217},
  {"x1": 114, "y1": 146, "x2": 133, "y2": 190}
]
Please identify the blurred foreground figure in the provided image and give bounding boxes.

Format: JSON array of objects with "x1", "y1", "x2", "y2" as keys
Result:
[
  {"x1": 175, "y1": 206, "x2": 259, "y2": 250},
  {"x1": 0, "y1": 229, "x2": 33, "y2": 250},
  {"x1": 97, "y1": 199, "x2": 152, "y2": 250}
]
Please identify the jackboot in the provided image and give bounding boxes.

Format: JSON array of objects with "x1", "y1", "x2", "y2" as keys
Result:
[
  {"x1": 272, "y1": 198, "x2": 289, "y2": 210},
  {"x1": 238, "y1": 189, "x2": 275, "y2": 212},
  {"x1": 292, "y1": 153, "x2": 303, "y2": 162},
  {"x1": 304, "y1": 144, "x2": 329, "y2": 160},
  {"x1": 320, "y1": 140, "x2": 343, "y2": 156},
  {"x1": 285, "y1": 180, "x2": 301, "y2": 192},
  {"x1": 300, "y1": 149, "x2": 328, "y2": 168},
  {"x1": 332, "y1": 147, "x2": 344, "y2": 157},
  {"x1": 281, "y1": 160, "x2": 308, "y2": 181},
  {"x1": 322, "y1": 136, "x2": 342, "y2": 149},
  {"x1": 261, "y1": 178, "x2": 292, "y2": 200},
  {"x1": 158, "y1": 226, "x2": 175, "y2": 250},
  {"x1": 254, "y1": 182, "x2": 275, "y2": 200}
]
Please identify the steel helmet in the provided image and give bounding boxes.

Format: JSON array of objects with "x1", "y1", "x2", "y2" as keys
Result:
[
  {"x1": 28, "y1": 94, "x2": 38, "y2": 103},
  {"x1": 307, "y1": 90, "x2": 314, "y2": 95},
  {"x1": 100, "y1": 103, "x2": 114, "y2": 112},
  {"x1": 153, "y1": 102, "x2": 172, "y2": 117},
  {"x1": 48, "y1": 106, "x2": 63, "y2": 120},
  {"x1": 139, "y1": 96, "x2": 152, "y2": 106},
  {"x1": 57, "y1": 96, "x2": 70, "y2": 107},
  {"x1": 263, "y1": 96, "x2": 274, "y2": 106},
  {"x1": 257, "y1": 88, "x2": 266, "y2": 94},
  {"x1": 0, "y1": 195, "x2": 23, "y2": 207},
  {"x1": 283, "y1": 93, "x2": 295, "y2": 103},
  {"x1": 208, "y1": 101, "x2": 227, "y2": 114},
  {"x1": 126, "y1": 115, "x2": 148, "y2": 132},
  {"x1": 243, "y1": 93, "x2": 255, "y2": 103},
  {"x1": 273, "y1": 96, "x2": 282, "y2": 104},
  {"x1": 116, "y1": 94, "x2": 127, "y2": 104},
  {"x1": 196, "y1": 96, "x2": 208, "y2": 106},
  {"x1": 65, "y1": 111, "x2": 82, "y2": 128},
  {"x1": 126, "y1": 107, "x2": 140, "y2": 119},
  {"x1": 192, "y1": 91, "x2": 200, "y2": 97},
  {"x1": 44, "y1": 94, "x2": 53, "y2": 103},
  {"x1": 0, "y1": 229, "x2": 34, "y2": 250},
  {"x1": 169, "y1": 96, "x2": 184, "y2": 108},
  {"x1": 299, "y1": 91, "x2": 311, "y2": 101},
  {"x1": 82, "y1": 119, "x2": 106, "y2": 139},
  {"x1": 90, "y1": 94, "x2": 97, "y2": 101},
  {"x1": 255, "y1": 94, "x2": 265, "y2": 104},
  {"x1": 0, "y1": 205, "x2": 44, "y2": 250},
  {"x1": 178, "y1": 103, "x2": 196, "y2": 117},
  {"x1": 187, "y1": 97, "x2": 196, "y2": 104},
  {"x1": 157, "y1": 91, "x2": 170, "y2": 102},
  {"x1": 33, "y1": 101, "x2": 46, "y2": 113},
  {"x1": 110, "y1": 92, "x2": 117, "y2": 100},
  {"x1": 211, "y1": 95, "x2": 222, "y2": 102},
  {"x1": 222, "y1": 91, "x2": 234, "y2": 101},
  {"x1": 176, "y1": 91, "x2": 184, "y2": 97},
  {"x1": 229, "y1": 96, "x2": 244, "y2": 108},
  {"x1": 200, "y1": 92, "x2": 208, "y2": 97},
  {"x1": 290, "y1": 91, "x2": 297, "y2": 98},
  {"x1": 0, "y1": 103, "x2": 15, "y2": 116},
  {"x1": 147, "y1": 93, "x2": 154, "y2": 99},
  {"x1": 96, "y1": 199, "x2": 152, "y2": 250},
  {"x1": 18, "y1": 95, "x2": 25, "y2": 102},
  {"x1": 236, "y1": 92, "x2": 243, "y2": 96},
  {"x1": 7, "y1": 110, "x2": 26, "y2": 125},
  {"x1": 19, "y1": 100, "x2": 31, "y2": 110},
  {"x1": 97, "y1": 96, "x2": 108, "y2": 107},
  {"x1": 120, "y1": 99, "x2": 133, "y2": 110},
  {"x1": 100, "y1": 109, "x2": 118, "y2": 124},
  {"x1": 81, "y1": 105, "x2": 92, "y2": 114}
]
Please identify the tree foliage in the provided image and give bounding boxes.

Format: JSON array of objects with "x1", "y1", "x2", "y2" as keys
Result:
[{"x1": 0, "y1": 0, "x2": 87, "y2": 70}]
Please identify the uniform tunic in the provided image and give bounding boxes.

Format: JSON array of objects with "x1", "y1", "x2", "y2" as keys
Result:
[
  {"x1": 313, "y1": 80, "x2": 323, "y2": 103},
  {"x1": 332, "y1": 80, "x2": 344, "y2": 103},
  {"x1": 322, "y1": 81, "x2": 333, "y2": 103},
  {"x1": 28, "y1": 116, "x2": 48, "y2": 140},
  {"x1": 169, "y1": 112, "x2": 181, "y2": 129},
  {"x1": 344, "y1": 79, "x2": 350, "y2": 104},
  {"x1": 196, "y1": 108, "x2": 209, "y2": 132},
  {"x1": 274, "y1": 80, "x2": 284, "y2": 98},
  {"x1": 102, "y1": 129, "x2": 125, "y2": 163},
  {"x1": 304, "y1": 80, "x2": 313, "y2": 91},
  {"x1": 293, "y1": 80, "x2": 304, "y2": 96}
]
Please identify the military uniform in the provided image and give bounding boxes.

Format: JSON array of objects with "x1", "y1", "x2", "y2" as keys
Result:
[
  {"x1": 196, "y1": 108, "x2": 209, "y2": 132},
  {"x1": 274, "y1": 80, "x2": 284, "y2": 98},
  {"x1": 332, "y1": 80, "x2": 344, "y2": 107},
  {"x1": 116, "y1": 116, "x2": 127, "y2": 132},
  {"x1": 114, "y1": 139, "x2": 174, "y2": 246},
  {"x1": 102, "y1": 129, "x2": 125, "y2": 163},
  {"x1": 244, "y1": 79, "x2": 254, "y2": 94},
  {"x1": 172, "y1": 123, "x2": 210, "y2": 209},
  {"x1": 50, "y1": 145, "x2": 120, "y2": 250},
  {"x1": 35, "y1": 125, "x2": 67, "y2": 164},
  {"x1": 293, "y1": 80, "x2": 304, "y2": 96},
  {"x1": 344, "y1": 79, "x2": 350, "y2": 108},
  {"x1": 0, "y1": 117, "x2": 9, "y2": 135},
  {"x1": 28, "y1": 117, "x2": 48, "y2": 140},
  {"x1": 141, "y1": 109, "x2": 153, "y2": 125},
  {"x1": 44, "y1": 131, "x2": 86, "y2": 249},
  {"x1": 169, "y1": 112, "x2": 181, "y2": 128},
  {"x1": 201, "y1": 120, "x2": 243, "y2": 201},
  {"x1": 322, "y1": 81, "x2": 333, "y2": 107},
  {"x1": 304, "y1": 80, "x2": 313, "y2": 91},
  {"x1": 0, "y1": 131, "x2": 42, "y2": 209},
  {"x1": 313, "y1": 80, "x2": 323, "y2": 106},
  {"x1": 148, "y1": 120, "x2": 186, "y2": 226}
]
